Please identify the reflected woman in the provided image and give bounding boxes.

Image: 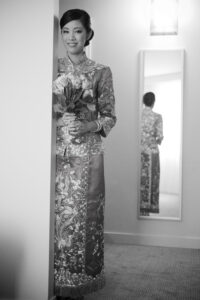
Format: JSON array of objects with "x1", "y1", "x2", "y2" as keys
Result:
[
  {"x1": 52, "y1": 9, "x2": 116, "y2": 300},
  {"x1": 140, "y1": 92, "x2": 163, "y2": 216}
]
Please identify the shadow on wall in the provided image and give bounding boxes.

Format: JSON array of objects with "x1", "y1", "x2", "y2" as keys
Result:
[{"x1": 0, "y1": 239, "x2": 23, "y2": 300}]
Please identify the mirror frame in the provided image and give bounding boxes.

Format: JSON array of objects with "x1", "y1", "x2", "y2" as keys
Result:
[{"x1": 138, "y1": 49, "x2": 184, "y2": 221}]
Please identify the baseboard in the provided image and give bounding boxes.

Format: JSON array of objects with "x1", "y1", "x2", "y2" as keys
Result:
[{"x1": 104, "y1": 231, "x2": 200, "y2": 249}]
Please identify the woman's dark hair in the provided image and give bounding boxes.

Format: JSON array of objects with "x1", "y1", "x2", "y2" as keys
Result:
[
  {"x1": 60, "y1": 9, "x2": 94, "y2": 46},
  {"x1": 143, "y1": 92, "x2": 155, "y2": 107}
]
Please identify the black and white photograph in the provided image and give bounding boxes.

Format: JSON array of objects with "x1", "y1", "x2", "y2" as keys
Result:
[{"x1": 0, "y1": 0, "x2": 200, "y2": 299}]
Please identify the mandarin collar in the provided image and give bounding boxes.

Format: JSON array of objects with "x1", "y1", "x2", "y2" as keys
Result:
[{"x1": 65, "y1": 51, "x2": 88, "y2": 69}]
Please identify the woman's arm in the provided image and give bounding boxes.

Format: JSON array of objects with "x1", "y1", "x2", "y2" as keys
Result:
[
  {"x1": 155, "y1": 114, "x2": 164, "y2": 144},
  {"x1": 96, "y1": 66, "x2": 117, "y2": 137},
  {"x1": 68, "y1": 66, "x2": 117, "y2": 137}
]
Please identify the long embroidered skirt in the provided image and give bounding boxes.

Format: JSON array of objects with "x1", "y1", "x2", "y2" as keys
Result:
[
  {"x1": 54, "y1": 150, "x2": 106, "y2": 297},
  {"x1": 140, "y1": 151, "x2": 160, "y2": 215}
]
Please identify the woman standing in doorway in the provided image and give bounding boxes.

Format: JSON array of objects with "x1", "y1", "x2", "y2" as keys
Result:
[{"x1": 52, "y1": 9, "x2": 116, "y2": 300}]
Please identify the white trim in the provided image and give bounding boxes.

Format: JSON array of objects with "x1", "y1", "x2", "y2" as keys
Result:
[
  {"x1": 179, "y1": 49, "x2": 184, "y2": 223},
  {"x1": 48, "y1": 2, "x2": 59, "y2": 300},
  {"x1": 105, "y1": 231, "x2": 200, "y2": 249},
  {"x1": 85, "y1": 42, "x2": 92, "y2": 59}
]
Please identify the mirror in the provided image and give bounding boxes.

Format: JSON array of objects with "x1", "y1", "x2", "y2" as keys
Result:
[{"x1": 139, "y1": 50, "x2": 184, "y2": 220}]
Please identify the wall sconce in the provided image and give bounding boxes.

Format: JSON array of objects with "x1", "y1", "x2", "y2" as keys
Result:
[{"x1": 150, "y1": 0, "x2": 179, "y2": 35}]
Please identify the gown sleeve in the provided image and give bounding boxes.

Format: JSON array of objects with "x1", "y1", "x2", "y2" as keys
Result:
[
  {"x1": 97, "y1": 67, "x2": 117, "y2": 137},
  {"x1": 155, "y1": 114, "x2": 163, "y2": 144}
]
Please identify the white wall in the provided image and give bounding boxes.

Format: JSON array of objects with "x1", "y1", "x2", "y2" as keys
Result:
[
  {"x1": 59, "y1": 0, "x2": 200, "y2": 248},
  {"x1": 0, "y1": 0, "x2": 57, "y2": 299}
]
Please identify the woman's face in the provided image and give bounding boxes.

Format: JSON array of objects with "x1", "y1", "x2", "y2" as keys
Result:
[{"x1": 61, "y1": 20, "x2": 88, "y2": 56}]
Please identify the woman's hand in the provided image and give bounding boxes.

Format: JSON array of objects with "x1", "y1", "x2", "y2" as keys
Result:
[
  {"x1": 68, "y1": 120, "x2": 99, "y2": 136},
  {"x1": 156, "y1": 136, "x2": 164, "y2": 145},
  {"x1": 56, "y1": 112, "x2": 76, "y2": 127}
]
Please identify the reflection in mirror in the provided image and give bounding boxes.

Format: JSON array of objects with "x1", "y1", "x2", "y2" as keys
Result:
[{"x1": 139, "y1": 50, "x2": 184, "y2": 220}]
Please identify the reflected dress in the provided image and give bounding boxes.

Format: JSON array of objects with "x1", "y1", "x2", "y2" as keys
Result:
[
  {"x1": 140, "y1": 107, "x2": 163, "y2": 215},
  {"x1": 52, "y1": 53, "x2": 116, "y2": 298}
]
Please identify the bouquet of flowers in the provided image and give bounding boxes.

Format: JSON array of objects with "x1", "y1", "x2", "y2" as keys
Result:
[
  {"x1": 52, "y1": 74, "x2": 84, "y2": 120},
  {"x1": 53, "y1": 73, "x2": 97, "y2": 144}
]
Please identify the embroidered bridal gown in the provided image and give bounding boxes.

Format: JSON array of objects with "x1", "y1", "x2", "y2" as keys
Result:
[
  {"x1": 52, "y1": 53, "x2": 116, "y2": 298},
  {"x1": 140, "y1": 107, "x2": 163, "y2": 215}
]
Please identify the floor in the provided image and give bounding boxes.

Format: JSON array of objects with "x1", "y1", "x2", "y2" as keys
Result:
[{"x1": 85, "y1": 243, "x2": 200, "y2": 300}]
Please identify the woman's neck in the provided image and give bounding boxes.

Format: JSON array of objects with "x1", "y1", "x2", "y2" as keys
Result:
[{"x1": 67, "y1": 51, "x2": 86, "y2": 65}]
